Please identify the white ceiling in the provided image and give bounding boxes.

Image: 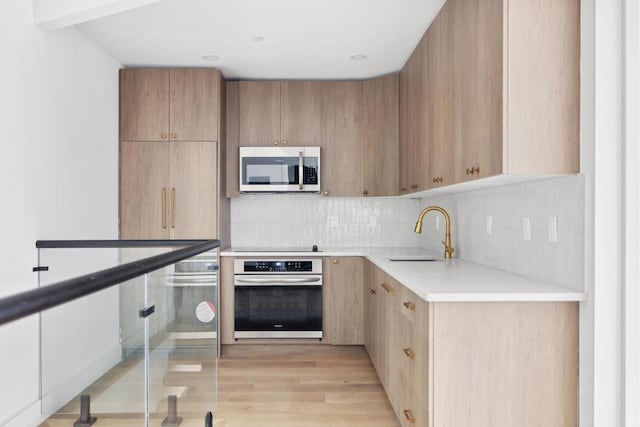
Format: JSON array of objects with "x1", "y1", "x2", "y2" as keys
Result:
[{"x1": 77, "y1": 0, "x2": 445, "y2": 79}]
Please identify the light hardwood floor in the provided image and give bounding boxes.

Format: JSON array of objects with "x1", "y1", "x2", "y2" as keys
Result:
[{"x1": 41, "y1": 345, "x2": 400, "y2": 427}]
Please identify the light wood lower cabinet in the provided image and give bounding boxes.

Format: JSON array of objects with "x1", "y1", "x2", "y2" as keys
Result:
[
  {"x1": 364, "y1": 262, "x2": 578, "y2": 427},
  {"x1": 329, "y1": 257, "x2": 364, "y2": 345}
]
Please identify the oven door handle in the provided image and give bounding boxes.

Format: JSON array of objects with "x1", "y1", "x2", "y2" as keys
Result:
[
  {"x1": 167, "y1": 277, "x2": 217, "y2": 286},
  {"x1": 235, "y1": 277, "x2": 321, "y2": 285}
]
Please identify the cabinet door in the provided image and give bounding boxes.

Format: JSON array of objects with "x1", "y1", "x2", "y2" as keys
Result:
[
  {"x1": 396, "y1": 286, "x2": 430, "y2": 427},
  {"x1": 364, "y1": 262, "x2": 377, "y2": 359},
  {"x1": 169, "y1": 141, "x2": 218, "y2": 239},
  {"x1": 363, "y1": 74, "x2": 399, "y2": 197},
  {"x1": 239, "y1": 81, "x2": 281, "y2": 146},
  {"x1": 321, "y1": 81, "x2": 363, "y2": 197},
  {"x1": 225, "y1": 81, "x2": 241, "y2": 197},
  {"x1": 427, "y1": 2, "x2": 455, "y2": 188},
  {"x1": 120, "y1": 141, "x2": 170, "y2": 239},
  {"x1": 281, "y1": 81, "x2": 322, "y2": 146},
  {"x1": 401, "y1": 35, "x2": 430, "y2": 193},
  {"x1": 453, "y1": 0, "x2": 503, "y2": 182},
  {"x1": 119, "y1": 69, "x2": 169, "y2": 141},
  {"x1": 329, "y1": 257, "x2": 364, "y2": 345},
  {"x1": 169, "y1": 69, "x2": 220, "y2": 141}
]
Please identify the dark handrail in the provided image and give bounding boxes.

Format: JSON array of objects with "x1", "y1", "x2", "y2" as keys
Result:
[
  {"x1": 0, "y1": 239, "x2": 220, "y2": 326},
  {"x1": 35, "y1": 239, "x2": 211, "y2": 248}
]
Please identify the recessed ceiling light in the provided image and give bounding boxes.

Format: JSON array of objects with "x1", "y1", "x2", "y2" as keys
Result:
[
  {"x1": 201, "y1": 54, "x2": 220, "y2": 61},
  {"x1": 350, "y1": 54, "x2": 367, "y2": 61},
  {"x1": 251, "y1": 35, "x2": 264, "y2": 42}
]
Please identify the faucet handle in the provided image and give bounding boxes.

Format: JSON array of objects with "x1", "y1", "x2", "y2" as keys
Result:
[{"x1": 442, "y1": 241, "x2": 455, "y2": 256}]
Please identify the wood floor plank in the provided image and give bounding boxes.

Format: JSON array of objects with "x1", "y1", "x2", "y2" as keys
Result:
[{"x1": 41, "y1": 344, "x2": 401, "y2": 427}]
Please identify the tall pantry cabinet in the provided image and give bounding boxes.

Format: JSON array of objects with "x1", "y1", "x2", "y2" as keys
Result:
[{"x1": 119, "y1": 68, "x2": 228, "y2": 242}]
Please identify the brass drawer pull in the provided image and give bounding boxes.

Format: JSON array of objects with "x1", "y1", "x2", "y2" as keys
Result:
[
  {"x1": 161, "y1": 188, "x2": 167, "y2": 229},
  {"x1": 403, "y1": 301, "x2": 415, "y2": 311},
  {"x1": 170, "y1": 187, "x2": 176, "y2": 229},
  {"x1": 403, "y1": 348, "x2": 416, "y2": 360},
  {"x1": 403, "y1": 409, "x2": 416, "y2": 424},
  {"x1": 380, "y1": 283, "x2": 395, "y2": 294}
]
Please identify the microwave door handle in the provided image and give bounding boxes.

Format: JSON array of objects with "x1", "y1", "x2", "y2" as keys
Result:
[{"x1": 298, "y1": 151, "x2": 304, "y2": 190}]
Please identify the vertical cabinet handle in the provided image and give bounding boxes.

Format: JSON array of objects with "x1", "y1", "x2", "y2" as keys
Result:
[
  {"x1": 403, "y1": 301, "x2": 415, "y2": 311},
  {"x1": 403, "y1": 348, "x2": 416, "y2": 360},
  {"x1": 403, "y1": 409, "x2": 416, "y2": 424},
  {"x1": 161, "y1": 188, "x2": 167, "y2": 229},
  {"x1": 380, "y1": 283, "x2": 395, "y2": 294},
  {"x1": 298, "y1": 151, "x2": 304, "y2": 190},
  {"x1": 170, "y1": 188, "x2": 176, "y2": 229}
]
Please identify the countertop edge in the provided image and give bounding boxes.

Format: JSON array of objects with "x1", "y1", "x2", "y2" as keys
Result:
[{"x1": 221, "y1": 248, "x2": 587, "y2": 303}]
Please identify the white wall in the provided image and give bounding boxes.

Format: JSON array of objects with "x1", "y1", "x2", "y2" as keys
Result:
[
  {"x1": 0, "y1": 0, "x2": 120, "y2": 425},
  {"x1": 416, "y1": 175, "x2": 585, "y2": 291},
  {"x1": 231, "y1": 195, "x2": 419, "y2": 248}
]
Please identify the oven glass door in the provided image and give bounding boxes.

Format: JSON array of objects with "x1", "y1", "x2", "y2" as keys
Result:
[{"x1": 234, "y1": 285, "x2": 322, "y2": 338}]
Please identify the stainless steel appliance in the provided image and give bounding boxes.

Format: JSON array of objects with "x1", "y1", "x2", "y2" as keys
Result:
[
  {"x1": 166, "y1": 250, "x2": 218, "y2": 340},
  {"x1": 239, "y1": 146, "x2": 320, "y2": 193},
  {"x1": 233, "y1": 258, "x2": 323, "y2": 339}
]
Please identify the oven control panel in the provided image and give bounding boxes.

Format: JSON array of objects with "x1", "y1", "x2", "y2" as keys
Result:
[{"x1": 234, "y1": 258, "x2": 322, "y2": 274}]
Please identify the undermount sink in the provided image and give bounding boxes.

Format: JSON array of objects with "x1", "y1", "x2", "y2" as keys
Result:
[{"x1": 386, "y1": 255, "x2": 439, "y2": 262}]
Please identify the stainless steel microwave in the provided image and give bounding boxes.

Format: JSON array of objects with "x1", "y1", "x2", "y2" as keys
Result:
[{"x1": 239, "y1": 146, "x2": 321, "y2": 193}]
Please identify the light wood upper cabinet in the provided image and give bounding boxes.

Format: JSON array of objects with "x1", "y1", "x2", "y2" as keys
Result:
[
  {"x1": 238, "y1": 81, "x2": 281, "y2": 146},
  {"x1": 169, "y1": 69, "x2": 220, "y2": 141},
  {"x1": 238, "y1": 80, "x2": 322, "y2": 146},
  {"x1": 329, "y1": 257, "x2": 364, "y2": 345},
  {"x1": 452, "y1": 0, "x2": 502, "y2": 182},
  {"x1": 120, "y1": 68, "x2": 220, "y2": 142},
  {"x1": 399, "y1": 0, "x2": 579, "y2": 193},
  {"x1": 225, "y1": 82, "x2": 241, "y2": 198},
  {"x1": 281, "y1": 81, "x2": 322, "y2": 146},
  {"x1": 427, "y1": 1, "x2": 455, "y2": 189},
  {"x1": 321, "y1": 81, "x2": 364, "y2": 197},
  {"x1": 120, "y1": 69, "x2": 169, "y2": 142},
  {"x1": 399, "y1": 33, "x2": 429, "y2": 194},
  {"x1": 363, "y1": 74, "x2": 399, "y2": 197}
]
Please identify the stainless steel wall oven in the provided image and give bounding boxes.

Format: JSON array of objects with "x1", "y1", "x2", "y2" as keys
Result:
[{"x1": 233, "y1": 258, "x2": 322, "y2": 339}]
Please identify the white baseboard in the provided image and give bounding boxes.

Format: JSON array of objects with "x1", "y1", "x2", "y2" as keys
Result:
[
  {"x1": 41, "y1": 344, "x2": 122, "y2": 416},
  {"x1": 1, "y1": 400, "x2": 44, "y2": 427}
]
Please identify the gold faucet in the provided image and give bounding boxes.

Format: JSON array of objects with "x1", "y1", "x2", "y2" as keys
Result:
[{"x1": 414, "y1": 206, "x2": 455, "y2": 260}]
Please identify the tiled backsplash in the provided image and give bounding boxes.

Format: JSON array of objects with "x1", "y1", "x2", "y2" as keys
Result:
[
  {"x1": 230, "y1": 195, "x2": 419, "y2": 248},
  {"x1": 230, "y1": 175, "x2": 584, "y2": 290},
  {"x1": 416, "y1": 175, "x2": 585, "y2": 291}
]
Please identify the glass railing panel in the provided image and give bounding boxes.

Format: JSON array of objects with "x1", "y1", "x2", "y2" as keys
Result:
[
  {"x1": 37, "y1": 245, "x2": 177, "y2": 424},
  {"x1": 147, "y1": 249, "x2": 218, "y2": 425}
]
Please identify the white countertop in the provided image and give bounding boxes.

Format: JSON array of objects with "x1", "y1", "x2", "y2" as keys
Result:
[{"x1": 221, "y1": 247, "x2": 586, "y2": 303}]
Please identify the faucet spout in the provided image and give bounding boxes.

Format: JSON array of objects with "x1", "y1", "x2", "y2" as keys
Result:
[{"x1": 414, "y1": 206, "x2": 454, "y2": 260}]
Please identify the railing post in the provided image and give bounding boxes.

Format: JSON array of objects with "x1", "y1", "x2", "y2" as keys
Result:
[
  {"x1": 162, "y1": 395, "x2": 182, "y2": 426},
  {"x1": 73, "y1": 395, "x2": 96, "y2": 426}
]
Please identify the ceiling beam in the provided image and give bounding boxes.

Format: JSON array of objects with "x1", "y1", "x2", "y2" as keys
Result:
[{"x1": 33, "y1": 0, "x2": 166, "y2": 30}]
